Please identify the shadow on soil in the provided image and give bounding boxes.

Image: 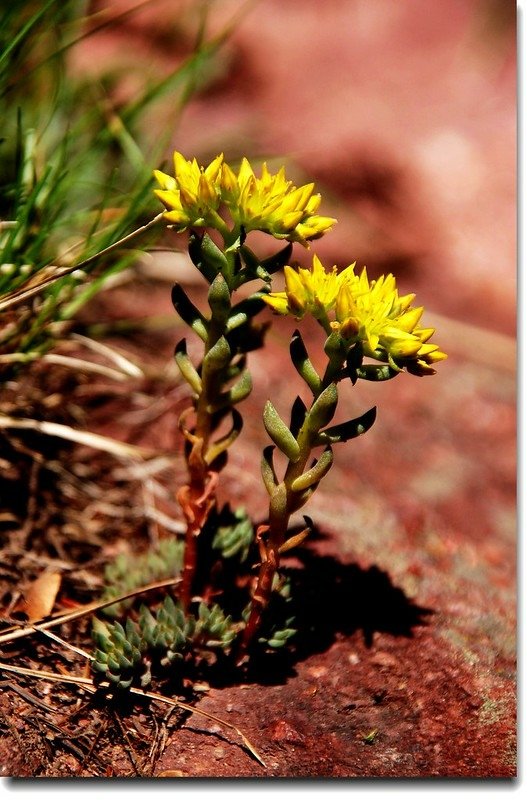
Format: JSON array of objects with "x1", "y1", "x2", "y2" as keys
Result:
[{"x1": 208, "y1": 530, "x2": 434, "y2": 688}]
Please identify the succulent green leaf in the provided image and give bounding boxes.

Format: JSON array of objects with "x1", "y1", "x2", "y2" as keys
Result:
[
  {"x1": 227, "y1": 370, "x2": 253, "y2": 405},
  {"x1": 117, "y1": 653, "x2": 133, "y2": 670},
  {"x1": 227, "y1": 295, "x2": 267, "y2": 333},
  {"x1": 345, "y1": 343, "x2": 364, "y2": 385},
  {"x1": 316, "y1": 405, "x2": 377, "y2": 444},
  {"x1": 291, "y1": 447, "x2": 334, "y2": 492},
  {"x1": 288, "y1": 485, "x2": 316, "y2": 513},
  {"x1": 238, "y1": 244, "x2": 264, "y2": 278},
  {"x1": 107, "y1": 655, "x2": 121, "y2": 673},
  {"x1": 289, "y1": 330, "x2": 322, "y2": 395},
  {"x1": 260, "y1": 242, "x2": 293, "y2": 275},
  {"x1": 171, "y1": 282, "x2": 208, "y2": 341},
  {"x1": 261, "y1": 445, "x2": 279, "y2": 496},
  {"x1": 263, "y1": 401, "x2": 300, "y2": 462},
  {"x1": 212, "y1": 507, "x2": 254, "y2": 561},
  {"x1": 203, "y1": 335, "x2": 231, "y2": 370},
  {"x1": 356, "y1": 364, "x2": 399, "y2": 382},
  {"x1": 188, "y1": 232, "x2": 218, "y2": 282},
  {"x1": 174, "y1": 338, "x2": 202, "y2": 395},
  {"x1": 188, "y1": 231, "x2": 231, "y2": 282},
  {"x1": 201, "y1": 232, "x2": 230, "y2": 276},
  {"x1": 307, "y1": 382, "x2": 338, "y2": 432},
  {"x1": 93, "y1": 650, "x2": 108, "y2": 666},
  {"x1": 208, "y1": 273, "x2": 231, "y2": 323},
  {"x1": 324, "y1": 330, "x2": 347, "y2": 360},
  {"x1": 289, "y1": 395, "x2": 308, "y2": 439},
  {"x1": 223, "y1": 354, "x2": 246, "y2": 381}
]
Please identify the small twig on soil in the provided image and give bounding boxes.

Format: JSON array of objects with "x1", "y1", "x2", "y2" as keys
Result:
[
  {"x1": 0, "y1": 352, "x2": 138, "y2": 382},
  {"x1": 0, "y1": 662, "x2": 266, "y2": 768},
  {"x1": 0, "y1": 678, "x2": 57, "y2": 713},
  {"x1": 0, "y1": 415, "x2": 152, "y2": 459},
  {"x1": 111, "y1": 709, "x2": 143, "y2": 776},
  {"x1": 0, "y1": 576, "x2": 182, "y2": 645},
  {"x1": 34, "y1": 628, "x2": 95, "y2": 661}
]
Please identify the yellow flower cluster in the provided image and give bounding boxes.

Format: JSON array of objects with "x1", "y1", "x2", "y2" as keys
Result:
[
  {"x1": 154, "y1": 152, "x2": 224, "y2": 231},
  {"x1": 262, "y1": 254, "x2": 350, "y2": 317},
  {"x1": 263, "y1": 256, "x2": 447, "y2": 375},
  {"x1": 154, "y1": 152, "x2": 336, "y2": 244}
]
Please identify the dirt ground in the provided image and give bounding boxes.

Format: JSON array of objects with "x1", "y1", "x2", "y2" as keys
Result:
[{"x1": 0, "y1": 0, "x2": 516, "y2": 780}]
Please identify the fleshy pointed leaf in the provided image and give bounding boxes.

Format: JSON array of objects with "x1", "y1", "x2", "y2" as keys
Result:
[
  {"x1": 278, "y1": 527, "x2": 310, "y2": 554},
  {"x1": 174, "y1": 339, "x2": 202, "y2": 394},
  {"x1": 261, "y1": 445, "x2": 279, "y2": 495},
  {"x1": 289, "y1": 395, "x2": 307, "y2": 439},
  {"x1": 238, "y1": 244, "x2": 262, "y2": 276},
  {"x1": 316, "y1": 406, "x2": 377, "y2": 444},
  {"x1": 356, "y1": 364, "x2": 398, "y2": 382},
  {"x1": 307, "y1": 383, "x2": 338, "y2": 432},
  {"x1": 263, "y1": 401, "x2": 300, "y2": 462},
  {"x1": 205, "y1": 409, "x2": 243, "y2": 465},
  {"x1": 188, "y1": 232, "x2": 216, "y2": 282},
  {"x1": 208, "y1": 273, "x2": 231, "y2": 323},
  {"x1": 346, "y1": 343, "x2": 364, "y2": 385},
  {"x1": 172, "y1": 282, "x2": 208, "y2": 341},
  {"x1": 208, "y1": 370, "x2": 253, "y2": 413},
  {"x1": 227, "y1": 370, "x2": 253, "y2": 405},
  {"x1": 291, "y1": 447, "x2": 334, "y2": 492},
  {"x1": 260, "y1": 242, "x2": 293, "y2": 275},
  {"x1": 227, "y1": 294, "x2": 267, "y2": 331},
  {"x1": 203, "y1": 335, "x2": 231, "y2": 371},
  {"x1": 201, "y1": 232, "x2": 230, "y2": 276},
  {"x1": 290, "y1": 330, "x2": 322, "y2": 395}
]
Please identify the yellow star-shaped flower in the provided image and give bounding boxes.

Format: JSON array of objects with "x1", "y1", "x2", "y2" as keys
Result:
[{"x1": 153, "y1": 152, "x2": 224, "y2": 231}]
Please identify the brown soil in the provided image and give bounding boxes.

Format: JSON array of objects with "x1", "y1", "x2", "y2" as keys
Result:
[{"x1": 0, "y1": 0, "x2": 516, "y2": 780}]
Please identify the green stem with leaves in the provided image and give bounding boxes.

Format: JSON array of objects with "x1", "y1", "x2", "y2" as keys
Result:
[
  {"x1": 173, "y1": 233, "x2": 290, "y2": 609},
  {"x1": 239, "y1": 329, "x2": 376, "y2": 659}
]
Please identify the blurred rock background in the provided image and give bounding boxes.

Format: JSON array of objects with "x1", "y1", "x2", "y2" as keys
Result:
[{"x1": 2, "y1": 0, "x2": 515, "y2": 776}]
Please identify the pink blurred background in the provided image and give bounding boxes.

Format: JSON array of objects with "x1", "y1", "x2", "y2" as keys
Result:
[{"x1": 73, "y1": 0, "x2": 517, "y2": 347}]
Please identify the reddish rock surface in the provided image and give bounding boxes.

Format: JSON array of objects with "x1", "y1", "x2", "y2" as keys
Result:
[{"x1": 2, "y1": 0, "x2": 516, "y2": 779}]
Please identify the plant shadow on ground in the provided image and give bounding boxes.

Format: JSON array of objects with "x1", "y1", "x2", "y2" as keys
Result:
[{"x1": 206, "y1": 526, "x2": 434, "y2": 689}]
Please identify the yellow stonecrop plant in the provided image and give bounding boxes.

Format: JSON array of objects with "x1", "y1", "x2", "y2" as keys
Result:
[
  {"x1": 152, "y1": 151, "x2": 446, "y2": 662},
  {"x1": 91, "y1": 150, "x2": 446, "y2": 684}
]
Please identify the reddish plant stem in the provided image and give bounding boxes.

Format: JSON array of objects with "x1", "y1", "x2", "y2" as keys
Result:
[
  {"x1": 177, "y1": 439, "x2": 217, "y2": 611},
  {"x1": 238, "y1": 548, "x2": 278, "y2": 661},
  {"x1": 237, "y1": 505, "x2": 290, "y2": 662}
]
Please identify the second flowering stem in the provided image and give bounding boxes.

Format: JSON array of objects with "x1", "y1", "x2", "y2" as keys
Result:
[{"x1": 239, "y1": 343, "x2": 344, "y2": 657}]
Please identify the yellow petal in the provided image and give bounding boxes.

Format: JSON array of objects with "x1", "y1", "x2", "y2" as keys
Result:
[
  {"x1": 238, "y1": 157, "x2": 255, "y2": 188},
  {"x1": 261, "y1": 293, "x2": 290, "y2": 314},
  {"x1": 154, "y1": 188, "x2": 182, "y2": 209},
  {"x1": 397, "y1": 307, "x2": 424, "y2": 332},
  {"x1": 389, "y1": 338, "x2": 422, "y2": 358},
  {"x1": 221, "y1": 162, "x2": 238, "y2": 195},
  {"x1": 163, "y1": 209, "x2": 191, "y2": 226},
  {"x1": 284, "y1": 265, "x2": 306, "y2": 300},
  {"x1": 281, "y1": 210, "x2": 305, "y2": 230},
  {"x1": 153, "y1": 169, "x2": 176, "y2": 191},
  {"x1": 204, "y1": 153, "x2": 224, "y2": 182}
]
